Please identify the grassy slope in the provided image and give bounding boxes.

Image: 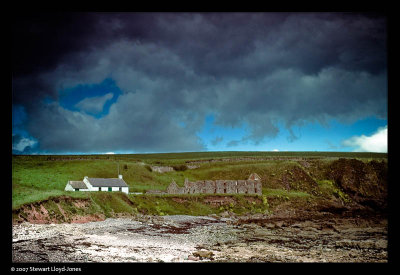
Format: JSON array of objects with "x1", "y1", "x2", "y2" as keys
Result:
[{"x1": 12, "y1": 152, "x2": 387, "y2": 219}]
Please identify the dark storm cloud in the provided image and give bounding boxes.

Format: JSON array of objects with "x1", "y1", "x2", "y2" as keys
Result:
[
  {"x1": 12, "y1": 12, "x2": 387, "y2": 153},
  {"x1": 12, "y1": 12, "x2": 159, "y2": 76},
  {"x1": 25, "y1": 99, "x2": 205, "y2": 153}
]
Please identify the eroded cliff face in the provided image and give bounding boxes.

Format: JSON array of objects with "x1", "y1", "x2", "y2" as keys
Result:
[
  {"x1": 327, "y1": 159, "x2": 388, "y2": 212},
  {"x1": 12, "y1": 196, "x2": 105, "y2": 224}
]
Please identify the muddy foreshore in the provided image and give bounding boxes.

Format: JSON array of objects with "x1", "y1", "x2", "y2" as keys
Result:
[{"x1": 12, "y1": 211, "x2": 388, "y2": 263}]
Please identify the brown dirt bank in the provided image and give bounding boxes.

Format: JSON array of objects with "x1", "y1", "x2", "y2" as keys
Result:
[{"x1": 12, "y1": 196, "x2": 106, "y2": 224}]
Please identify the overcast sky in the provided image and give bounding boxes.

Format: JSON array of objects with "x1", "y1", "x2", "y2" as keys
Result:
[{"x1": 12, "y1": 12, "x2": 388, "y2": 154}]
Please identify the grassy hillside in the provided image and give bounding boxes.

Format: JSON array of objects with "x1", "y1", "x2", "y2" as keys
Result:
[{"x1": 12, "y1": 151, "x2": 387, "y2": 222}]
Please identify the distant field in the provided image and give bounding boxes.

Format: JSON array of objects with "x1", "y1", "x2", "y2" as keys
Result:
[
  {"x1": 13, "y1": 151, "x2": 387, "y2": 164},
  {"x1": 12, "y1": 151, "x2": 387, "y2": 210}
]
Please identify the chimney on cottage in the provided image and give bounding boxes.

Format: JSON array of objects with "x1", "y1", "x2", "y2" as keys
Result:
[{"x1": 118, "y1": 175, "x2": 123, "y2": 179}]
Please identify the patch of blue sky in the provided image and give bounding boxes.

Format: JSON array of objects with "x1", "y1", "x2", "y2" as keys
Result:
[
  {"x1": 268, "y1": 116, "x2": 387, "y2": 152},
  {"x1": 197, "y1": 114, "x2": 387, "y2": 152},
  {"x1": 12, "y1": 104, "x2": 33, "y2": 139},
  {"x1": 58, "y1": 78, "x2": 122, "y2": 118},
  {"x1": 196, "y1": 114, "x2": 249, "y2": 151},
  {"x1": 12, "y1": 105, "x2": 27, "y2": 126}
]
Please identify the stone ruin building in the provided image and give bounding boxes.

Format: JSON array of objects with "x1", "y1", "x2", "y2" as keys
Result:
[
  {"x1": 150, "y1": 166, "x2": 174, "y2": 173},
  {"x1": 163, "y1": 173, "x2": 262, "y2": 195}
]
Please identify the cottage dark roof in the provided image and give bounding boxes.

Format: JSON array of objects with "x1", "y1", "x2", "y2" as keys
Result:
[
  {"x1": 87, "y1": 178, "x2": 128, "y2": 187},
  {"x1": 69, "y1": 181, "x2": 88, "y2": 189}
]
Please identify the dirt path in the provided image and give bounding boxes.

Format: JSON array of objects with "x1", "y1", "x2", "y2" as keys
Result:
[{"x1": 12, "y1": 215, "x2": 387, "y2": 263}]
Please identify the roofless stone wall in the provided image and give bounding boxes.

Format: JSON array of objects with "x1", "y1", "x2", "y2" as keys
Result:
[{"x1": 165, "y1": 173, "x2": 262, "y2": 195}]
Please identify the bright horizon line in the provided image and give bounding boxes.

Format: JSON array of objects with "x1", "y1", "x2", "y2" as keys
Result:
[{"x1": 12, "y1": 150, "x2": 388, "y2": 156}]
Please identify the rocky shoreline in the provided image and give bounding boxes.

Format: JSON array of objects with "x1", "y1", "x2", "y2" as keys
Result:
[{"x1": 12, "y1": 213, "x2": 387, "y2": 263}]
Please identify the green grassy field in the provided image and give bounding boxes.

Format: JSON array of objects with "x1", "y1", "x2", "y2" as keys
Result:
[
  {"x1": 12, "y1": 151, "x2": 387, "y2": 213},
  {"x1": 13, "y1": 151, "x2": 386, "y2": 164}
]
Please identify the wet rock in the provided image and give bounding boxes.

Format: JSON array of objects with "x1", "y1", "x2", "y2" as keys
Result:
[
  {"x1": 264, "y1": 223, "x2": 276, "y2": 229},
  {"x1": 275, "y1": 221, "x2": 284, "y2": 228},
  {"x1": 13, "y1": 215, "x2": 387, "y2": 263},
  {"x1": 193, "y1": 250, "x2": 214, "y2": 259},
  {"x1": 188, "y1": 255, "x2": 200, "y2": 261},
  {"x1": 219, "y1": 211, "x2": 232, "y2": 218}
]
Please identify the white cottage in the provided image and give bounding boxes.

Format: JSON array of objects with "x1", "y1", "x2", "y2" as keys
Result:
[{"x1": 65, "y1": 175, "x2": 129, "y2": 194}]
